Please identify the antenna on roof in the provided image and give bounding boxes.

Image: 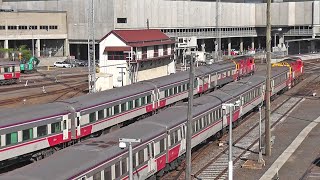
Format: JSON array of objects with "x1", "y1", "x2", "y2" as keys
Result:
[{"x1": 146, "y1": 19, "x2": 150, "y2": 29}]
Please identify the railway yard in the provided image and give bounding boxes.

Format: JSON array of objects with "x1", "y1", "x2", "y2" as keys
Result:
[
  {"x1": 1, "y1": 54, "x2": 320, "y2": 180},
  {"x1": 162, "y1": 55, "x2": 320, "y2": 180},
  {"x1": 0, "y1": 67, "x2": 88, "y2": 108}
]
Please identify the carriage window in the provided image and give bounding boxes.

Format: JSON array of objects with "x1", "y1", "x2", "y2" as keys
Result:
[
  {"x1": 122, "y1": 158, "x2": 127, "y2": 175},
  {"x1": 174, "y1": 87, "x2": 178, "y2": 94},
  {"x1": 169, "y1": 88, "x2": 173, "y2": 96},
  {"x1": 63, "y1": 120, "x2": 67, "y2": 130},
  {"x1": 174, "y1": 131, "x2": 179, "y2": 142},
  {"x1": 135, "y1": 99, "x2": 140, "y2": 107},
  {"x1": 138, "y1": 149, "x2": 144, "y2": 164},
  {"x1": 170, "y1": 133, "x2": 174, "y2": 146},
  {"x1": 132, "y1": 153, "x2": 137, "y2": 168},
  {"x1": 51, "y1": 122, "x2": 61, "y2": 134},
  {"x1": 160, "y1": 138, "x2": 165, "y2": 153},
  {"x1": 128, "y1": 101, "x2": 133, "y2": 110},
  {"x1": 115, "y1": 161, "x2": 121, "y2": 178},
  {"x1": 37, "y1": 125, "x2": 47, "y2": 137},
  {"x1": 114, "y1": 105, "x2": 120, "y2": 114},
  {"x1": 106, "y1": 108, "x2": 111, "y2": 117},
  {"x1": 178, "y1": 85, "x2": 182, "y2": 93},
  {"x1": 92, "y1": 171, "x2": 101, "y2": 180},
  {"x1": 4, "y1": 67, "x2": 10, "y2": 72},
  {"x1": 22, "y1": 128, "x2": 33, "y2": 141},
  {"x1": 187, "y1": 83, "x2": 190, "y2": 90},
  {"x1": 6, "y1": 132, "x2": 18, "y2": 145},
  {"x1": 141, "y1": 97, "x2": 146, "y2": 106},
  {"x1": 98, "y1": 110, "x2": 104, "y2": 120},
  {"x1": 194, "y1": 79, "x2": 198, "y2": 88},
  {"x1": 165, "y1": 90, "x2": 169, "y2": 97},
  {"x1": 89, "y1": 112, "x2": 96, "y2": 122},
  {"x1": 104, "y1": 166, "x2": 112, "y2": 180},
  {"x1": 121, "y1": 103, "x2": 127, "y2": 112},
  {"x1": 147, "y1": 95, "x2": 152, "y2": 103}
]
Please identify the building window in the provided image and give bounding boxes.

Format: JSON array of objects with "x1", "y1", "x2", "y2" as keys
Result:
[
  {"x1": 49, "y1": 25, "x2": 58, "y2": 30},
  {"x1": 8, "y1": 26, "x2": 17, "y2": 30},
  {"x1": 29, "y1": 25, "x2": 37, "y2": 30},
  {"x1": 18, "y1": 25, "x2": 27, "y2": 30},
  {"x1": 40, "y1": 25, "x2": 49, "y2": 30},
  {"x1": 154, "y1": 45, "x2": 158, "y2": 57},
  {"x1": 0, "y1": 26, "x2": 5, "y2": 30},
  {"x1": 117, "y1": 18, "x2": 127, "y2": 23}
]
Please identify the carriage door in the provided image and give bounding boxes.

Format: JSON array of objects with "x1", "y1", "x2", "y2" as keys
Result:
[
  {"x1": 62, "y1": 115, "x2": 69, "y2": 140},
  {"x1": 180, "y1": 125, "x2": 186, "y2": 153},
  {"x1": 148, "y1": 142, "x2": 156, "y2": 173},
  {"x1": 240, "y1": 96, "x2": 244, "y2": 116},
  {"x1": 76, "y1": 112, "x2": 81, "y2": 137}
]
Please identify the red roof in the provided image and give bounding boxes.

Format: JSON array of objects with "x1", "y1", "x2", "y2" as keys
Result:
[
  {"x1": 100, "y1": 29, "x2": 175, "y2": 47},
  {"x1": 104, "y1": 46, "x2": 131, "y2": 52}
]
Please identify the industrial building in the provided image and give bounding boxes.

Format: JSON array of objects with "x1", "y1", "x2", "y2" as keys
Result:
[{"x1": 0, "y1": 0, "x2": 319, "y2": 59}]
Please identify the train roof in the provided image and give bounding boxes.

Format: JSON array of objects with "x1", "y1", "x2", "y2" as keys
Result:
[
  {"x1": 62, "y1": 81, "x2": 154, "y2": 111},
  {"x1": 1, "y1": 121, "x2": 165, "y2": 180},
  {"x1": 0, "y1": 61, "x2": 20, "y2": 66},
  {"x1": 231, "y1": 55, "x2": 253, "y2": 61},
  {"x1": 0, "y1": 103, "x2": 69, "y2": 129},
  {"x1": 63, "y1": 61, "x2": 236, "y2": 111}
]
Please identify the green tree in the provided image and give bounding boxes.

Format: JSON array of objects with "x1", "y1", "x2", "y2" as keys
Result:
[{"x1": 19, "y1": 45, "x2": 32, "y2": 60}]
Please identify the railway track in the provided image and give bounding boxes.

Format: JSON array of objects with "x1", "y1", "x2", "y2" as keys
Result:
[
  {"x1": 195, "y1": 97, "x2": 303, "y2": 180},
  {"x1": 0, "y1": 74, "x2": 87, "y2": 93},
  {"x1": 162, "y1": 73, "x2": 317, "y2": 180},
  {"x1": 300, "y1": 153, "x2": 320, "y2": 180},
  {"x1": 0, "y1": 82, "x2": 88, "y2": 106}
]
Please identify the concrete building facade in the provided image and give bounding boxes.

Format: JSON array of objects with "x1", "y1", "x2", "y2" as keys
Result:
[
  {"x1": 1, "y1": 0, "x2": 320, "y2": 59},
  {"x1": 0, "y1": 11, "x2": 68, "y2": 58}
]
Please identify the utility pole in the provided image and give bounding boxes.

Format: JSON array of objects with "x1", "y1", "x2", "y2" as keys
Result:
[
  {"x1": 265, "y1": 0, "x2": 272, "y2": 156},
  {"x1": 216, "y1": 0, "x2": 221, "y2": 61},
  {"x1": 185, "y1": 50, "x2": 194, "y2": 180},
  {"x1": 228, "y1": 105, "x2": 233, "y2": 180},
  {"x1": 88, "y1": 0, "x2": 96, "y2": 93}
]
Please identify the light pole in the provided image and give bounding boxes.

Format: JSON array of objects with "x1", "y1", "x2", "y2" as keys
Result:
[
  {"x1": 29, "y1": 26, "x2": 35, "y2": 57},
  {"x1": 272, "y1": 28, "x2": 282, "y2": 50},
  {"x1": 222, "y1": 100, "x2": 240, "y2": 180},
  {"x1": 119, "y1": 138, "x2": 141, "y2": 180}
]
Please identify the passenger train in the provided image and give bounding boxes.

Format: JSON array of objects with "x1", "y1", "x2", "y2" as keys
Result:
[
  {"x1": 0, "y1": 57, "x2": 255, "y2": 167},
  {"x1": 0, "y1": 61, "x2": 20, "y2": 85},
  {"x1": 1, "y1": 64, "x2": 302, "y2": 180}
]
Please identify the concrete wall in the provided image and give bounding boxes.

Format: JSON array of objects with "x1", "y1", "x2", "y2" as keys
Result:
[
  {"x1": 137, "y1": 59, "x2": 173, "y2": 82},
  {"x1": 2, "y1": 0, "x2": 318, "y2": 41},
  {"x1": 2, "y1": 0, "x2": 114, "y2": 41},
  {"x1": 0, "y1": 12, "x2": 67, "y2": 40}
]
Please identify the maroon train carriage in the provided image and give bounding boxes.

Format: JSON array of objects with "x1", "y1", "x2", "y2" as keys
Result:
[
  {"x1": 0, "y1": 61, "x2": 20, "y2": 85},
  {"x1": 0, "y1": 67, "x2": 293, "y2": 180},
  {"x1": 231, "y1": 55, "x2": 255, "y2": 79}
]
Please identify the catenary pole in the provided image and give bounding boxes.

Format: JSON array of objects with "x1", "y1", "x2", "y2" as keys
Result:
[
  {"x1": 265, "y1": 0, "x2": 272, "y2": 156},
  {"x1": 186, "y1": 52, "x2": 194, "y2": 180}
]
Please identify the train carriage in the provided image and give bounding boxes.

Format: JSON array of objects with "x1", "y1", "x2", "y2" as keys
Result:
[
  {"x1": 231, "y1": 55, "x2": 255, "y2": 78},
  {"x1": 1, "y1": 67, "x2": 293, "y2": 180},
  {"x1": 0, "y1": 59, "x2": 251, "y2": 166},
  {"x1": 0, "y1": 61, "x2": 20, "y2": 85},
  {"x1": 272, "y1": 57, "x2": 304, "y2": 87}
]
